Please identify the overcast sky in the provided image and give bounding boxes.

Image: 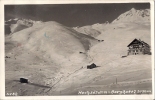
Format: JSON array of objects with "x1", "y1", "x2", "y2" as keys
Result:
[{"x1": 5, "y1": 3, "x2": 150, "y2": 27}]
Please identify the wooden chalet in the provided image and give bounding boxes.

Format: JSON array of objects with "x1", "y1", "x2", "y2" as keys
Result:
[{"x1": 127, "y1": 39, "x2": 151, "y2": 55}]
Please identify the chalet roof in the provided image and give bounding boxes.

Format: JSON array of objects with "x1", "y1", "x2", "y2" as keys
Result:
[
  {"x1": 127, "y1": 38, "x2": 150, "y2": 47},
  {"x1": 140, "y1": 41, "x2": 150, "y2": 47}
]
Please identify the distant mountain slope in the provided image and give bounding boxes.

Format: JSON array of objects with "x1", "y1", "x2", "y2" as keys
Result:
[
  {"x1": 5, "y1": 18, "x2": 42, "y2": 35},
  {"x1": 112, "y1": 8, "x2": 150, "y2": 23},
  {"x1": 73, "y1": 26, "x2": 101, "y2": 37},
  {"x1": 73, "y1": 8, "x2": 150, "y2": 39},
  {"x1": 72, "y1": 21, "x2": 110, "y2": 37}
]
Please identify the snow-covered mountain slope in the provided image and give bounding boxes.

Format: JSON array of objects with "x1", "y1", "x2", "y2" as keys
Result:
[
  {"x1": 8, "y1": 21, "x2": 98, "y2": 65},
  {"x1": 112, "y1": 8, "x2": 150, "y2": 23},
  {"x1": 5, "y1": 21, "x2": 99, "y2": 95},
  {"x1": 5, "y1": 8, "x2": 152, "y2": 96},
  {"x1": 52, "y1": 8, "x2": 151, "y2": 94},
  {"x1": 51, "y1": 21, "x2": 151, "y2": 95},
  {"x1": 5, "y1": 18, "x2": 42, "y2": 35}
]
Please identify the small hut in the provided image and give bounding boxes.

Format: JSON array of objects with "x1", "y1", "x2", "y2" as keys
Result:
[
  {"x1": 87, "y1": 63, "x2": 97, "y2": 69},
  {"x1": 20, "y1": 78, "x2": 28, "y2": 83}
]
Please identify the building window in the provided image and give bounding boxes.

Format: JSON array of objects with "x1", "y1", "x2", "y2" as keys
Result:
[{"x1": 130, "y1": 46, "x2": 133, "y2": 48}]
